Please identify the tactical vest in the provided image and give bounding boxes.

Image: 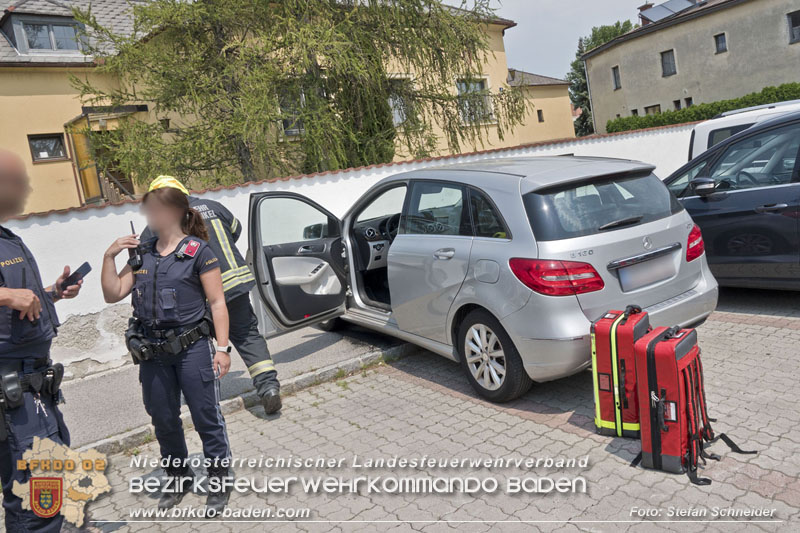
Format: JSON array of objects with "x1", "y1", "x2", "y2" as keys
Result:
[
  {"x1": 132, "y1": 236, "x2": 214, "y2": 331},
  {"x1": 0, "y1": 226, "x2": 59, "y2": 358}
]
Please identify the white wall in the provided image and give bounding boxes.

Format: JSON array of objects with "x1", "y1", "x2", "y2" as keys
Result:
[{"x1": 7, "y1": 123, "x2": 693, "y2": 322}]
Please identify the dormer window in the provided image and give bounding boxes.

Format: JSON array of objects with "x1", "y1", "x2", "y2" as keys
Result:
[
  {"x1": 23, "y1": 21, "x2": 80, "y2": 50},
  {"x1": 3, "y1": 15, "x2": 83, "y2": 54}
]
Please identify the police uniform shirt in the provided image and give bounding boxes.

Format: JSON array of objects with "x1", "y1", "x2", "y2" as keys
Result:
[
  {"x1": 0, "y1": 226, "x2": 59, "y2": 359},
  {"x1": 132, "y1": 236, "x2": 220, "y2": 330}
]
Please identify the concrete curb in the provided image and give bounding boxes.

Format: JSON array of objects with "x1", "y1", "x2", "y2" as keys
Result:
[{"x1": 79, "y1": 343, "x2": 414, "y2": 455}]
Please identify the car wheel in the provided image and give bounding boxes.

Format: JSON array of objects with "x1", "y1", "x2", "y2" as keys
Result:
[
  {"x1": 457, "y1": 309, "x2": 532, "y2": 403},
  {"x1": 315, "y1": 318, "x2": 344, "y2": 332}
]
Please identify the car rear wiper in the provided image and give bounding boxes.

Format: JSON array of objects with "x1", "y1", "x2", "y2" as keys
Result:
[{"x1": 598, "y1": 215, "x2": 643, "y2": 232}]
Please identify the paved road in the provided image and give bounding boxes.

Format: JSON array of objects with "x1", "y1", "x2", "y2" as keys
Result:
[
  {"x1": 61, "y1": 324, "x2": 398, "y2": 448},
  {"x1": 70, "y1": 287, "x2": 799, "y2": 531}
]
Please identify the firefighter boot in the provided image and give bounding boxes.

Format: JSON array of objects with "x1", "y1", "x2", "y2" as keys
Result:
[{"x1": 158, "y1": 465, "x2": 194, "y2": 510}]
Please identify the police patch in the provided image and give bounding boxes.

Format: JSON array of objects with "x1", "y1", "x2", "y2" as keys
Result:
[{"x1": 181, "y1": 240, "x2": 201, "y2": 258}]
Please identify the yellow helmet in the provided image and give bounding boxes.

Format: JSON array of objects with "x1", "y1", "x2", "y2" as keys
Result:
[{"x1": 148, "y1": 175, "x2": 189, "y2": 195}]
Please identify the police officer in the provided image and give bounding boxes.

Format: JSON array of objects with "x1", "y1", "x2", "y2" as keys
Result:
[
  {"x1": 101, "y1": 182, "x2": 233, "y2": 514},
  {"x1": 141, "y1": 176, "x2": 281, "y2": 414},
  {"x1": 0, "y1": 149, "x2": 82, "y2": 532}
]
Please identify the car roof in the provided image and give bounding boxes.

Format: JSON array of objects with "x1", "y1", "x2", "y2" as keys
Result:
[{"x1": 386, "y1": 156, "x2": 655, "y2": 193}]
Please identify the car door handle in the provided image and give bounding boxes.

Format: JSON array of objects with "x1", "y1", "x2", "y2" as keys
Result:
[
  {"x1": 433, "y1": 248, "x2": 455, "y2": 260},
  {"x1": 754, "y1": 203, "x2": 788, "y2": 213},
  {"x1": 298, "y1": 244, "x2": 323, "y2": 254}
]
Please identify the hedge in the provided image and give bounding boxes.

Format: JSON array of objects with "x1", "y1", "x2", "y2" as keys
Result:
[{"x1": 605, "y1": 82, "x2": 800, "y2": 133}]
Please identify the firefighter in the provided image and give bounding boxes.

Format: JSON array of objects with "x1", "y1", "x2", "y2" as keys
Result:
[
  {"x1": 101, "y1": 184, "x2": 233, "y2": 514},
  {"x1": 141, "y1": 176, "x2": 281, "y2": 414},
  {"x1": 0, "y1": 149, "x2": 82, "y2": 532}
]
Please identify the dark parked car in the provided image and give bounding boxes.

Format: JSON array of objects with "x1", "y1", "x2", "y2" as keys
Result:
[{"x1": 664, "y1": 111, "x2": 800, "y2": 290}]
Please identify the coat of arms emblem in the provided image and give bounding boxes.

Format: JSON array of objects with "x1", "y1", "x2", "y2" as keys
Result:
[{"x1": 30, "y1": 478, "x2": 63, "y2": 518}]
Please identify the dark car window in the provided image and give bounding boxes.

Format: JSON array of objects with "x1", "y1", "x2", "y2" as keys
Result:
[
  {"x1": 667, "y1": 161, "x2": 709, "y2": 198},
  {"x1": 402, "y1": 181, "x2": 471, "y2": 236},
  {"x1": 707, "y1": 123, "x2": 754, "y2": 149},
  {"x1": 523, "y1": 172, "x2": 683, "y2": 241},
  {"x1": 708, "y1": 123, "x2": 800, "y2": 192},
  {"x1": 469, "y1": 189, "x2": 509, "y2": 238}
]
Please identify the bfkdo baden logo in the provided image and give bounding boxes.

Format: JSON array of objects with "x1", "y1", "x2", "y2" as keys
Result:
[{"x1": 30, "y1": 477, "x2": 63, "y2": 518}]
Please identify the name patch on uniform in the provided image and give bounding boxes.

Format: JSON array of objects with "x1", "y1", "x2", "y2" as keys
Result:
[
  {"x1": 181, "y1": 240, "x2": 201, "y2": 258},
  {"x1": 205, "y1": 257, "x2": 218, "y2": 266},
  {"x1": 0, "y1": 256, "x2": 24, "y2": 268},
  {"x1": 133, "y1": 269, "x2": 148, "y2": 275}
]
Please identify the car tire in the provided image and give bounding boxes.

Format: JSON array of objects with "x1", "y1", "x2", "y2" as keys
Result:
[
  {"x1": 456, "y1": 309, "x2": 532, "y2": 403},
  {"x1": 315, "y1": 318, "x2": 344, "y2": 332}
]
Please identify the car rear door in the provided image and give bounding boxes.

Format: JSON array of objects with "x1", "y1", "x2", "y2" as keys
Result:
[
  {"x1": 248, "y1": 192, "x2": 347, "y2": 337},
  {"x1": 678, "y1": 121, "x2": 800, "y2": 284},
  {"x1": 388, "y1": 180, "x2": 473, "y2": 344}
]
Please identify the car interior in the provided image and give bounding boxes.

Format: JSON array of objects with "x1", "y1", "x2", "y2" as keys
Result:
[
  {"x1": 710, "y1": 126, "x2": 800, "y2": 191},
  {"x1": 349, "y1": 185, "x2": 408, "y2": 310}
]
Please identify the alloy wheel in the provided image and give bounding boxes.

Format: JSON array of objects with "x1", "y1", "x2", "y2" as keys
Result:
[{"x1": 464, "y1": 323, "x2": 506, "y2": 391}]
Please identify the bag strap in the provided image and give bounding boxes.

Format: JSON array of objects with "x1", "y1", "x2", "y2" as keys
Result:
[
  {"x1": 693, "y1": 354, "x2": 716, "y2": 442},
  {"x1": 629, "y1": 452, "x2": 642, "y2": 468},
  {"x1": 683, "y1": 365, "x2": 711, "y2": 485},
  {"x1": 712, "y1": 433, "x2": 758, "y2": 455}
]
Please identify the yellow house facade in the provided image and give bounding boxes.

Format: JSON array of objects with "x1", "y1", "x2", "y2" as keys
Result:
[{"x1": 1, "y1": 1, "x2": 575, "y2": 216}]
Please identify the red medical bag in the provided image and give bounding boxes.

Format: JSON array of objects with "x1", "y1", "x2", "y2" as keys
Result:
[
  {"x1": 633, "y1": 326, "x2": 756, "y2": 485},
  {"x1": 591, "y1": 305, "x2": 650, "y2": 438}
]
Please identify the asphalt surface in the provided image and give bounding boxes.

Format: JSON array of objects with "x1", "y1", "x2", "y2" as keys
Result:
[{"x1": 60, "y1": 323, "x2": 398, "y2": 448}]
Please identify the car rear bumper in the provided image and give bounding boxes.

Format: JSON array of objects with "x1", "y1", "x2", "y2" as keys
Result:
[{"x1": 500, "y1": 268, "x2": 719, "y2": 383}]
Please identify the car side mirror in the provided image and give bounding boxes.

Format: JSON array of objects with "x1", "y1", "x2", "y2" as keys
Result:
[{"x1": 690, "y1": 177, "x2": 716, "y2": 197}]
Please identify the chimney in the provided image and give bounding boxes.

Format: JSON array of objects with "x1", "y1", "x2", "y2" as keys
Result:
[{"x1": 638, "y1": 2, "x2": 655, "y2": 25}]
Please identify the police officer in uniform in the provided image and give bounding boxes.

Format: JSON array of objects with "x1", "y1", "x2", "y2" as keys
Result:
[
  {"x1": 101, "y1": 183, "x2": 233, "y2": 514},
  {"x1": 141, "y1": 176, "x2": 281, "y2": 414},
  {"x1": 0, "y1": 149, "x2": 82, "y2": 532}
]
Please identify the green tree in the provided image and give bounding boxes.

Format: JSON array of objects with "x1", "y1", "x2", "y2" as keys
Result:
[
  {"x1": 566, "y1": 20, "x2": 634, "y2": 136},
  {"x1": 72, "y1": 0, "x2": 527, "y2": 187}
]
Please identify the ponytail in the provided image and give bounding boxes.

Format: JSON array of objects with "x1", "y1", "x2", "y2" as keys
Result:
[{"x1": 183, "y1": 208, "x2": 209, "y2": 241}]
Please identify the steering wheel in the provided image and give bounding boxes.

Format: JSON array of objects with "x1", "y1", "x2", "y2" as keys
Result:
[
  {"x1": 736, "y1": 171, "x2": 759, "y2": 188},
  {"x1": 385, "y1": 213, "x2": 401, "y2": 241}
]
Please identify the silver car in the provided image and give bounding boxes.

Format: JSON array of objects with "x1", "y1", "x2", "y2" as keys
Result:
[{"x1": 247, "y1": 156, "x2": 718, "y2": 402}]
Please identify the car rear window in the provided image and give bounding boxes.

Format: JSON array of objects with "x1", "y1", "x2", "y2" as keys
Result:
[{"x1": 523, "y1": 172, "x2": 683, "y2": 241}]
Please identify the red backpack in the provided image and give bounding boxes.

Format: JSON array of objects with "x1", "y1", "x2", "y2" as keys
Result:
[
  {"x1": 590, "y1": 305, "x2": 650, "y2": 438},
  {"x1": 632, "y1": 325, "x2": 756, "y2": 485}
]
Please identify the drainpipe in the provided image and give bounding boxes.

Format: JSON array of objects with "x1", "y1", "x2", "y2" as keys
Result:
[{"x1": 583, "y1": 58, "x2": 597, "y2": 134}]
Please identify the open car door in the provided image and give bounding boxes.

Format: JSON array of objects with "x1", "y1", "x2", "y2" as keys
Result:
[{"x1": 248, "y1": 192, "x2": 347, "y2": 338}]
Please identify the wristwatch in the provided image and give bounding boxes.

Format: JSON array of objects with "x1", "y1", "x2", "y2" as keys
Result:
[{"x1": 216, "y1": 345, "x2": 232, "y2": 354}]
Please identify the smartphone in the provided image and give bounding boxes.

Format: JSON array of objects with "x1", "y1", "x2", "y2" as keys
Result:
[{"x1": 61, "y1": 262, "x2": 92, "y2": 291}]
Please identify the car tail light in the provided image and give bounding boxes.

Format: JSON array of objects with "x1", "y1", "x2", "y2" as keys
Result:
[
  {"x1": 686, "y1": 224, "x2": 705, "y2": 262},
  {"x1": 509, "y1": 258, "x2": 605, "y2": 296}
]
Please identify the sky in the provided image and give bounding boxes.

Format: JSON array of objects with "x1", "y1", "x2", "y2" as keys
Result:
[{"x1": 443, "y1": 1, "x2": 641, "y2": 79}]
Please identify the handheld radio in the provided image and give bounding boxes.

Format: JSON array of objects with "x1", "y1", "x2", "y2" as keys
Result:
[{"x1": 127, "y1": 221, "x2": 143, "y2": 270}]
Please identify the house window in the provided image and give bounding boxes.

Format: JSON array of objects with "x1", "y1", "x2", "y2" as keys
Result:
[
  {"x1": 612, "y1": 66, "x2": 621, "y2": 90},
  {"x1": 644, "y1": 104, "x2": 661, "y2": 115},
  {"x1": 631, "y1": 109, "x2": 639, "y2": 116},
  {"x1": 714, "y1": 33, "x2": 728, "y2": 53},
  {"x1": 674, "y1": 100, "x2": 682, "y2": 110},
  {"x1": 685, "y1": 97, "x2": 694, "y2": 107},
  {"x1": 279, "y1": 91, "x2": 305, "y2": 136},
  {"x1": 21, "y1": 20, "x2": 80, "y2": 51},
  {"x1": 661, "y1": 49, "x2": 677, "y2": 77},
  {"x1": 789, "y1": 11, "x2": 800, "y2": 43},
  {"x1": 388, "y1": 78, "x2": 413, "y2": 127},
  {"x1": 28, "y1": 134, "x2": 67, "y2": 162},
  {"x1": 457, "y1": 79, "x2": 493, "y2": 124},
  {"x1": 537, "y1": 109, "x2": 545, "y2": 122}
]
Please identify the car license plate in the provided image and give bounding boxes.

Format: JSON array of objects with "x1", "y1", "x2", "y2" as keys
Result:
[{"x1": 618, "y1": 253, "x2": 676, "y2": 292}]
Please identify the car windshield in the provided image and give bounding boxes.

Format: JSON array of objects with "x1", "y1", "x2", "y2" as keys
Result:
[{"x1": 523, "y1": 172, "x2": 683, "y2": 241}]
